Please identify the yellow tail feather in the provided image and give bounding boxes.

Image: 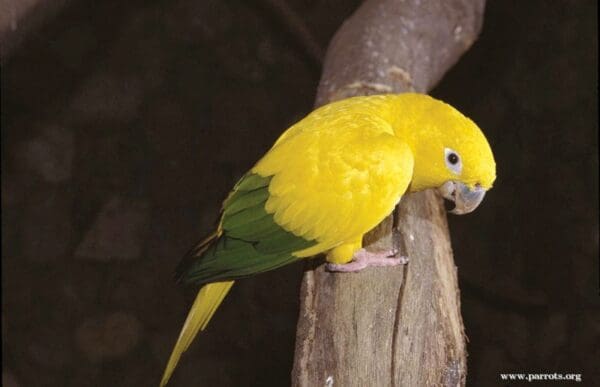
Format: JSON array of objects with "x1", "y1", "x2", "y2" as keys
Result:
[{"x1": 160, "y1": 281, "x2": 234, "y2": 386}]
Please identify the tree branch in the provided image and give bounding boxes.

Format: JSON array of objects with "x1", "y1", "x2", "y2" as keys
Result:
[{"x1": 292, "y1": 1, "x2": 486, "y2": 386}]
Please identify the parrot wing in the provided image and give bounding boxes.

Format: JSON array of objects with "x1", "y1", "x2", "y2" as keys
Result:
[
  {"x1": 252, "y1": 108, "x2": 415, "y2": 255},
  {"x1": 176, "y1": 173, "x2": 317, "y2": 285},
  {"x1": 165, "y1": 173, "x2": 319, "y2": 385},
  {"x1": 179, "y1": 100, "x2": 414, "y2": 284}
]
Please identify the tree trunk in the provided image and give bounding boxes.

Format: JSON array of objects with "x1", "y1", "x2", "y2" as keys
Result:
[{"x1": 292, "y1": 1, "x2": 486, "y2": 386}]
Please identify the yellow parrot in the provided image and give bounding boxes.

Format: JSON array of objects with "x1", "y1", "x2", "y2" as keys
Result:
[{"x1": 160, "y1": 93, "x2": 496, "y2": 385}]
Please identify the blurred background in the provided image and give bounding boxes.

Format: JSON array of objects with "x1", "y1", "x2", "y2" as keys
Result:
[{"x1": 1, "y1": 0, "x2": 598, "y2": 386}]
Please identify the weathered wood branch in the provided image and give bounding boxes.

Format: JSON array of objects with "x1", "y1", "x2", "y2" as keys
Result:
[{"x1": 292, "y1": 1, "x2": 486, "y2": 386}]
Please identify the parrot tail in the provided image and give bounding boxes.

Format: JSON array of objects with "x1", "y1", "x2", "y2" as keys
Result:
[{"x1": 160, "y1": 280, "x2": 234, "y2": 387}]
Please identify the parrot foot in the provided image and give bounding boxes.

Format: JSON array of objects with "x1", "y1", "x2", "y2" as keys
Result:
[{"x1": 326, "y1": 248, "x2": 408, "y2": 272}]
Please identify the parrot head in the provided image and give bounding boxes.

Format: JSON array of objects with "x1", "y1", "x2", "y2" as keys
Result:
[{"x1": 396, "y1": 94, "x2": 496, "y2": 214}]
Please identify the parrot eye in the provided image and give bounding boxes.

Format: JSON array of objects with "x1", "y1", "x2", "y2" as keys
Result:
[{"x1": 444, "y1": 148, "x2": 462, "y2": 175}]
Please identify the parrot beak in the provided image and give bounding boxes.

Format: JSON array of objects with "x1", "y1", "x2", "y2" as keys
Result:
[{"x1": 438, "y1": 181, "x2": 486, "y2": 215}]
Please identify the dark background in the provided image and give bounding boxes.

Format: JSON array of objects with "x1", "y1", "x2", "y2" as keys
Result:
[{"x1": 2, "y1": 0, "x2": 598, "y2": 386}]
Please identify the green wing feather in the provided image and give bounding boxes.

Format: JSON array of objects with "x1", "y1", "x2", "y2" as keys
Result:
[{"x1": 178, "y1": 173, "x2": 316, "y2": 285}]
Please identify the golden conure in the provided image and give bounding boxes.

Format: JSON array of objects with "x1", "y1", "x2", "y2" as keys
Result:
[{"x1": 160, "y1": 93, "x2": 496, "y2": 386}]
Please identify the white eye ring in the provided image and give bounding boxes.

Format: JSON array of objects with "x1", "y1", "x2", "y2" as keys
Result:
[{"x1": 444, "y1": 148, "x2": 462, "y2": 175}]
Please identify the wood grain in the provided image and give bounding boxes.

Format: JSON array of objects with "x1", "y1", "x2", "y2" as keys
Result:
[{"x1": 292, "y1": 1, "x2": 486, "y2": 386}]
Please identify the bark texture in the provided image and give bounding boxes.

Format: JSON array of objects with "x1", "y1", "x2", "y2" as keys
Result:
[{"x1": 292, "y1": 1, "x2": 486, "y2": 386}]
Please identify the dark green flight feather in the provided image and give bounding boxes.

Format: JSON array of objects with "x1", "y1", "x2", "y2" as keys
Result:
[{"x1": 177, "y1": 173, "x2": 316, "y2": 285}]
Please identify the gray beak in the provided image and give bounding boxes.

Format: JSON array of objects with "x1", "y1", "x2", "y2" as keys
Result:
[{"x1": 438, "y1": 181, "x2": 486, "y2": 215}]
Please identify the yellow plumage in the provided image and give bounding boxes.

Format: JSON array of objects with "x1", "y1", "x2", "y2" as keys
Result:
[
  {"x1": 253, "y1": 93, "x2": 494, "y2": 263},
  {"x1": 254, "y1": 95, "x2": 414, "y2": 262},
  {"x1": 160, "y1": 93, "x2": 496, "y2": 385},
  {"x1": 160, "y1": 281, "x2": 234, "y2": 387}
]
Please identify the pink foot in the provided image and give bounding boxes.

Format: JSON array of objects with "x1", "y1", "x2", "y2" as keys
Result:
[{"x1": 326, "y1": 248, "x2": 409, "y2": 272}]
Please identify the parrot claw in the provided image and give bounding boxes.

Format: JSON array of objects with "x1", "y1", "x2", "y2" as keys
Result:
[{"x1": 326, "y1": 248, "x2": 408, "y2": 272}]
